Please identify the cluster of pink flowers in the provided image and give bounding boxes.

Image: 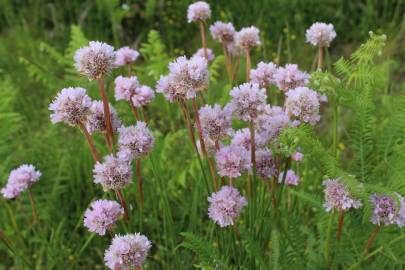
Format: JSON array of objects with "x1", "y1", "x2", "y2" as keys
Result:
[
  {"x1": 114, "y1": 47, "x2": 139, "y2": 67},
  {"x1": 370, "y1": 194, "x2": 405, "y2": 227},
  {"x1": 86, "y1": 101, "x2": 121, "y2": 134},
  {"x1": 250, "y1": 61, "x2": 278, "y2": 88},
  {"x1": 255, "y1": 149, "x2": 277, "y2": 179},
  {"x1": 274, "y1": 64, "x2": 310, "y2": 92},
  {"x1": 93, "y1": 154, "x2": 132, "y2": 191},
  {"x1": 210, "y1": 21, "x2": 236, "y2": 51},
  {"x1": 279, "y1": 170, "x2": 300, "y2": 186},
  {"x1": 193, "y1": 48, "x2": 215, "y2": 62},
  {"x1": 84, "y1": 199, "x2": 124, "y2": 235},
  {"x1": 199, "y1": 104, "x2": 232, "y2": 142},
  {"x1": 1, "y1": 165, "x2": 41, "y2": 199},
  {"x1": 306, "y1": 22, "x2": 337, "y2": 47},
  {"x1": 235, "y1": 26, "x2": 261, "y2": 50},
  {"x1": 285, "y1": 87, "x2": 321, "y2": 125},
  {"x1": 187, "y1": 1, "x2": 211, "y2": 23},
  {"x1": 114, "y1": 76, "x2": 155, "y2": 107},
  {"x1": 322, "y1": 179, "x2": 362, "y2": 212},
  {"x1": 215, "y1": 145, "x2": 251, "y2": 178},
  {"x1": 117, "y1": 122, "x2": 155, "y2": 161}
]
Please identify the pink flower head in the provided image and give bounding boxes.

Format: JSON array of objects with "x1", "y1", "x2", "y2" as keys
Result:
[
  {"x1": 285, "y1": 87, "x2": 321, "y2": 125},
  {"x1": 306, "y1": 22, "x2": 336, "y2": 47},
  {"x1": 86, "y1": 101, "x2": 121, "y2": 134},
  {"x1": 1, "y1": 165, "x2": 41, "y2": 199},
  {"x1": 187, "y1": 1, "x2": 211, "y2": 22},
  {"x1": 93, "y1": 154, "x2": 132, "y2": 191},
  {"x1": 104, "y1": 233, "x2": 152, "y2": 270},
  {"x1": 84, "y1": 199, "x2": 124, "y2": 235},
  {"x1": 208, "y1": 185, "x2": 247, "y2": 227},
  {"x1": 199, "y1": 104, "x2": 232, "y2": 141},
  {"x1": 117, "y1": 122, "x2": 155, "y2": 161},
  {"x1": 215, "y1": 145, "x2": 251, "y2": 178},
  {"x1": 197, "y1": 137, "x2": 220, "y2": 157},
  {"x1": 250, "y1": 61, "x2": 278, "y2": 88},
  {"x1": 209, "y1": 21, "x2": 236, "y2": 48},
  {"x1": 49, "y1": 87, "x2": 92, "y2": 127},
  {"x1": 255, "y1": 148, "x2": 277, "y2": 179},
  {"x1": 115, "y1": 47, "x2": 139, "y2": 67},
  {"x1": 370, "y1": 194, "x2": 404, "y2": 227},
  {"x1": 74, "y1": 41, "x2": 115, "y2": 80},
  {"x1": 231, "y1": 128, "x2": 263, "y2": 151},
  {"x1": 229, "y1": 82, "x2": 267, "y2": 121},
  {"x1": 114, "y1": 76, "x2": 140, "y2": 102},
  {"x1": 235, "y1": 26, "x2": 261, "y2": 49},
  {"x1": 131, "y1": 85, "x2": 155, "y2": 107},
  {"x1": 274, "y1": 64, "x2": 310, "y2": 91},
  {"x1": 322, "y1": 179, "x2": 362, "y2": 212},
  {"x1": 192, "y1": 48, "x2": 215, "y2": 62},
  {"x1": 278, "y1": 170, "x2": 300, "y2": 186},
  {"x1": 292, "y1": 152, "x2": 303, "y2": 162}
]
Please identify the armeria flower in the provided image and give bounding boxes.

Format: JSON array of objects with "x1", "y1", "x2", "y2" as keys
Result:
[
  {"x1": 93, "y1": 154, "x2": 132, "y2": 191},
  {"x1": 306, "y1": 22, "x2": 336, "y2": 47},
  {"x1": 215, "y1": 145, "x2": 251, "y2": 178},
  {"x1": 209, "y1": 21, "x2": 236, "y2": 48},
  {"x1": 197, "y1": 138, "x2": 220, "y2": 157},
  {"x1": 322, "y1": 179, "x2": 362, "y2": 212},
  {"x1": 250, "y1": 61, "x2": 278, "y2": 88},
  {"x1": 292, "y1": 152, "x2": 303, "y2": 162},
  {"x1": 255, "y1": 105, "x2": 293, "y2": 144},
  {"x1": 274, "y1": 64, "x2": 310, "y2": 91},
  {"x1": 208, "y1": 185, "x2": 247, "y2": 227},
  {"x1": 230, "y1": 128, "x2": 263, "y2": 151},
  {"x1": 193, "y1": 48, "x2": 215, "y2": 62},
  {"x1": 104, "y1": 233, "x2": 152, "y2": 270},
  {"x1": 279, "y1": 170, "x2": 300, "y2": 186},
  {"x1": 199, "y1": 104, "x2": 232, "y2": 142},
  {"x1": 285, "y1": 87, "x2": 321, "y2": 125},
  {"x1": 187, "y1": 1, "x2": 211, "y2": 22},
  {"x1": 49, "y1": 87, "x2": 92, "y2": 126},
  {"x1": 131, "y1": 85, "x2": 155, "y2": 107},
  {"x1": 86, "y1": 101, "x2": 121, "y2": 134},
  {"x1": 114, "y1": 47, "x2": 140, "y2": 67},
  {"x1": 228, "y1": 82, "x2": 267, "y2": 122},
  {"x1": 117, "y1": 122, "x2": 154, "y2": 161},
  {"x1": 370, "y1": 194, "x2": 404, "y2": 227},
  {"x1": 114, "y1": 76, "x2": 140, "y2": 102},
  {"x1": 74, "y1": 41, "x2": 115, "y2": 80},
  {"x1": 1, "y1": 165, "x2": 41, "y2": 199},
  {"x1": 84, "y1": 199, "x2": 124, "y2": 235},
  {"x1": 235, "y1": 26, "x2": 261, "y2": 50},
  {"x1": 255, "y1": 149, "x2": 277, "y2": 179}
]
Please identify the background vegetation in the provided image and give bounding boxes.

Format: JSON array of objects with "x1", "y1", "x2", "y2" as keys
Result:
[{"x1": 0, "y1": 0, "x2": 404, "y2": 269}]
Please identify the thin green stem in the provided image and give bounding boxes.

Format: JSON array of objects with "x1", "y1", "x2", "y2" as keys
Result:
[
  {"x1": 27, "y1": 188, "x2": 38, "y2": 222},
  {"x1": 332, "y1": 103, "x2": 339, "y2": 158}
]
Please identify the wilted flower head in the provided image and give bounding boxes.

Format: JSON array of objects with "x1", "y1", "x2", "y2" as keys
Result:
[
  {"x1": 285, "y1": 87, "x2": 320, "y2": 125},
  {"x1": 93, "y1": 154, "x2": 132, "y2": 191},
  {"x1": 49, "y1": 87, "x2": 92, "y2": 126},
  {"x1": 322, "y1": 179, "x2": 362, "y2": 212},
  {"x1": 131, "y1": 85, "x2": 155, "y2": 107},
  {"x1": 114, "y1": 76, "x2": 140, "y2": 102},
  {"x1": 1, "y1": 165, "x2": 41, "y2": 199},
  {"x1": 370, "y1": 194, "x2": 404, "y2": 227},
  {"x1": 229, "y1": 82, "x2": 267, "y2": 121},
  {"x1": 306, "y1": 22, "x2": 336, "y2": 47},
  {"x1": 193, "y1": 48, "x2": 215, "y2": 62},
  {"x1": 274, "y1": 64, "x2": 310, "y2": 91},
  {"x1": 199, "y1": 104, "x2": 232, "y2": 141},
  {"x1": 235, "y1": 26, "x2": 261, "y2": 49},
  {"x1": 210, "y1": 21, "x2": 236, "y2": 47},
  {"x1": 255, "y1": 149, "x2": 277, "y2": 179},
  {"x1": 292, "y1": 152, "x2": 303, "y2": 162},
  {"x1": 104, "y1": 233, "x2": 152, "y2": 270},
  {"x1": 117, "y1": 122, "x2": 154, "y2": 161},
  {"x1": 84, "y1": 199, "x2": 124, "y2": 235},
  {"x1": 208, "y1": 185, "x2": 247, "y2": 227},
  {"x1": 215, "y1": 145, "x2": 251, "y2": 178},
  {"x1": 74, "y1": 41, "x2": 115, "y2": 80},
  {"x1": 86, "y1": 101, "x2": 121, "y2": 134},
  {"x1": 250, "y1": 62, "x2": 277, "y2": 88},
  {"x1": 115, "y1": 47, "x2": 140, "y2": 67},
  {"x1": 279, "y1": 170, "x2": 300, "y2": 186},
  {"x1": 187, "y1": 1, "x2": 211, "y2": 22},
  {"x1": 255, "y1": 105, "x2": 293, "y2": 144}
]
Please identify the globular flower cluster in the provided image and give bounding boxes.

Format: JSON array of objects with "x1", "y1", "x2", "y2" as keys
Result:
[
  {"x1": 84, "y1": 199, "x2": 124, "y2": 236},
  {"x1": 255, "y1": 105, "x2": 293, "y2": 144},
  {"x1": 104, "y1": 233, "x2": 152, "y2": 270},
  {"x1": 322, "y1": 179, "x2": 362, "y2": 212},
  {"x1": 210, "y1": 21, "x2": 236, "y2": 50},
  {"x1": 250, "y1": 61, "x2": 278, "y2": 88},
  {"x1": 156, "y1": 56, "x2": 208, "y2": 102},
  {"x1": 231, "y1": 128, "x2": 263, "y2": 151},
  {"x1": 114, "y1": 47, "x2": 139, "y2": 67},
  {"x1": 187, "y1": 1, "x2": 211, "y2": 23},
  {"x1": 285, "y1": 87, "x2": 321, "y2": 125},
  {"x1": 117, "y1": 122, "x2": 155, "y2": 161},
  {"x1": 292, "y1": 152, "x2": 303, "y2": 162},
  {"x1": 235, "y1": 26, "x2": 261, "y2": 50},
  {"x1": 370, "y1": 194, "x2": 405, "y2": 227},
  {"x1": 306, "y1": 22, "x2": 336, "y2": 47},
  {"x1": 114, "y1": 76, "x2": 140, "y2": 101},
  {"x1": 1, "y1": 165, "x2": 41, "y2": 199},
  {"x1": 228, "y1": 83, "x2": 267, "y2": 122},
  {"x1": 93, "y1": 154, "x2": 132, "y2": 191},
  {"x1": 274, "y1": 64, "x2": 310, "y2": 91},
  {"x1": 49, "y1": 87, "x2": 92, "y2": 127},
  {"x1": 255, "y1": 149, "x2": 277, "y2": 179},
  {"x1": 131, "y1": 85, "x2": 155, "y2": 107},
  {"x1": 208, "y1": 185, "x2": 247, "y2": 227},
  {"x1": 86, "y1": 101, "x2": 121, "y2": 134},
  {"x1": 279, "y1": 170, "x2": 300, "y2": 186},
  {"x1": 215, "y1": 145, "x2": 251, "y2": 178},
  {"x1": 193, "y1": 48, "x2": 215, "y2": 62},
  {"x1": 74, "y1": 41, "x2": 115, "y2": 80},
  {"x1": 199, "y1": 104, "x2": 232, "y2": 142}
]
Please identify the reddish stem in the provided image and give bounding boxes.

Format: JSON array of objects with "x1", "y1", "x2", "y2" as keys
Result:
[
  {"x1": 191, "y1": 98, "x2": 207, "y2": 156},
  {"x1": 136, "y1": 159, "x2": 144, "y2": 205},
  {"x1": 245, "y1": 48, "x2": 251, "y2": 82},
  {"x1": 116, "y1": 190, "x2": 129, "y2": 222},
  {"x1": 140, "y1": 106, "x2": 148, "y2": 124},
  {"x1": 318, "y1": 46, "x2": 324, "y2": 70},
  {"x1": 129, "y1": 98, "x2": 140, "y2": 122},
  {"x1": 78, "y1": 122, "x2": 100, "y2": 162},
  {"x1": 363, "y1": 225, "x2": 381, "y2": 255},
  {"x1": 337, "y1": 211, "x2": 345, "y2": 241},
  {"x1": 199, "y1": 21, "x2": 208, "y2": 60},
  {"x1": 97, "y1": 78, "x2": 114, "y2": 150},
  {"x1": 28, "y1": 188, "x2": 38, "y2": 222}
]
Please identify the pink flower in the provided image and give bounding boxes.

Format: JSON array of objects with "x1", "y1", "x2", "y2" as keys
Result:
[
  {"x1": 1, "y1": 165, "x2": 41, "y2": 199},
  {"x1": 86, "y1": 101, "x2": 121, "y2": 134},
  {"x1": 229, "y1": 83, "x2": 267, "y2": 121},
  {"x1": 274, "y1": 64, "x2": 309, "y2": 91},
  {"x1": 215, "y1": 145, "x2": 251, "y2": 178},
  {"x1": 187, "y1": 1, "x2": 211, "y2": 22},
  {"x1": 255, "y1": 149, "x2": 277, "y2": 179},
  {"x1": 117, "y1": 122, "x2": 155, "y2": 161},
  {"x1": 114, "y1": 76, "x2": 140, "y2": 102},
  {"x1": 323, "y1": 179, "x2": 362, "y2": 212},
  {"x1": 93, "y1": 154, "x2": 132, "y2": 191},
  {"x1": 115, "y1": 47, "x2": 139, "y2": 66},
  {"x1": 292, "y1": 152, "x2": 303, "y2": 162},
  {"x1": 193, "y1": 48, "x2": 215, "y2": 62},
  {"x1": 278, "y1": 170, "x2": 300, "y2": 186},
  {"x1": 84, "y1": 199, "x2": 124, "y2": 235},
  {"x1": 199, "y1": 104, "x2": 232, "y2": 141},
  {"x1": 131, "y1": 85, "x2": 155, "y2": 107},
  {"x1": 285, "y1": 87, "x2": 321, "y2": 125},
  {"x1": 235, "y1": 26, "x2": 261, "y2": 49},
  {"x1": 210, "y1": 21, "x2": 236, "y2": 50},
  {"x1": 250, "y1": 61, "x2": 277, "y2": 88},
  {"x1": 306, "y1": 22, "x2": 336, "y2": 47},
  {"x1": 255, "y1": 105, "x2": 293, "y2": 144}
]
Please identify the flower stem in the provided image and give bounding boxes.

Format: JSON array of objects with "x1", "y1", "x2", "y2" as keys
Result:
[
  {"x1": 140, "y1": 106, "x2": 148, "y2": 124},
  {"x1": 249, "y1": 121, "x2": 256, "y2": 178},
  {"x1": 222, "y1": 43, "x2": 232, "y2": 82},
  {"x1": 245, "y1": 48, "x2": 251, "y2": 81},
  {"x1": 191, "y1": 98, "x2": 207, "y2": 156},
  {"x1": 233, "y1": 56, "x2": 241, "y2": 82},
  {"x1": 129, "y1": 98, "x2": 140, "y2": 122},
  {"x1": 136, "y1": 159, "x2": 144, "y2": 205},
  {"x1": 363, "y1": 225, "x2": 381, "y2": 255},
  {"x1": 27, "y1": 188, "x2": 38, "y2": 222},
  {"x1": 318, "y1": 46, "x2": 324, "y2": 70},
  {"x1": 324, "y1": 212, "x2": 334, "y2": 266},
  {"x1": 116, "y1": 190, "x2": 129, "y2": 222},
  {"x1": 97, "y1": 78, "x2": 114, "y2": 150},
  {"x1": 337, "y1": 211, "x2": 345, "y2": 241},
  {"x1": 199, "y1": 21, "x2": 208, "y2": 60},
  {"x1": 332, "y1": 103, "x2": 338, "y2": 158},
  {"x1": 78, "y1": 122, "x2": 100, "y2": 162}
]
